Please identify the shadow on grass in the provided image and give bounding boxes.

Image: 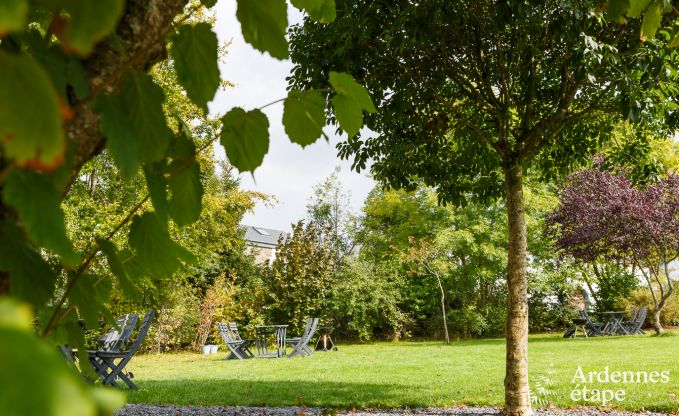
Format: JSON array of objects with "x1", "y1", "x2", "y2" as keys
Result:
[{"x1": 128, "y1": 379, "x2": 438, "y2": 409}]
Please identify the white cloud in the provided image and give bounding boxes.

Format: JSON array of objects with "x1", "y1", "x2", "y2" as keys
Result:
[{"x1": 210, "y1": 1, "x2": 375, "y2": 231}]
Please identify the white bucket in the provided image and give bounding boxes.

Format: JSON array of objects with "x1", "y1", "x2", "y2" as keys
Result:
[
  {"x1": 202, "y1": 345, "x2": 211, "y2": 355},
  {"x1": 210, "y1": 345, "x2": 219, "y2": 354}
]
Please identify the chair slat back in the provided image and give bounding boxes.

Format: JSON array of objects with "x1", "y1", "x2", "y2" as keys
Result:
[
  {"x1": 302, "y1": 318, "x2": 320, "y2": 344},
  {"x1": 126, "y1": 310, "x2": 155, "y2": 354},
  {"x1": 629, "y1": 307, "x2": 639, "y2": 322},
  {"x1": 217, "y1": 322, "x2": 242, "y2": 343},
  {"x1": 101, "y1": 314, "x2": 139, "y2": 351},
  {"x1": 636, "y1": 306, "x2": 648, "y2": 325}
]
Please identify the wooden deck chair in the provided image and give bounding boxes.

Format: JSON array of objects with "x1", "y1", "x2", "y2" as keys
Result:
[
  {"x1": 89, "y1": 310, "x2": 155, "y2": 389},
  {"x1": 579, "y1": 309, "x2": 607, "y2": 336},
  {"x1": 217, "y1": 322, "x2": 254, "y2": 360},
  {"x1": 98, "y1": 313, "x2": 139, "y2": 352},
  {"x1": 287, "y1": 318, "x2": 319, "y2": 358},
  {"x1": 285, "y1": 317, "x2": 313, "y2": 348},
  {"x1": 622, "y1": 306, "x2": 647, "y2": 335}
]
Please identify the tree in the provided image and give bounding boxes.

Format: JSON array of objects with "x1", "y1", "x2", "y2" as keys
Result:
[
  {"x1": 268, "y1": 220, "x2": 334, "y2": 333},
  {"x1": 288, "y1": 2, "x2": 664, "y2": 413},
  {"x1": 0, "y1": 0, "x2": 373, "y2": 413},
  {"x1": 306, "y1": 166, "x2": 354, "y2": 269},
  {"x1": 547, "y1": 167, "x2": 679, "y2": 334}
]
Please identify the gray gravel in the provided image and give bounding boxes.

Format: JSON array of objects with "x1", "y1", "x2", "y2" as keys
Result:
[{"x1": 115, "y1": 405, "x2": 672, "y2": 416}]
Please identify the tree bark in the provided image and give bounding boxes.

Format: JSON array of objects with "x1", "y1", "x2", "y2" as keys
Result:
[
  {"x1": 652, "y1": 308, "x2": 664, "y2": 335},
  {"x1": 503, "y1": 160, "x2": 532, "y2": 416}
]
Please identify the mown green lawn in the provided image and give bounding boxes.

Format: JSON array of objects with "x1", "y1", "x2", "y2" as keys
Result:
[{"x1": 127, "y1": 332, "x2": 679, "y2": 412}]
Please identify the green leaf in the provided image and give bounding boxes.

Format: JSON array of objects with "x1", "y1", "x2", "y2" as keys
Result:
[
  {"x1": 98, "y1": 239, "x2": 141, "y2": 299},
  {"x1": 25, "y1": 29, "x2": 89, "y2": 101},
  {"x1": 0, "y1": 51, "x2": 65, "y2": 169},
  {"x1": 332, "y1": 93, "x2": 364, "y2": 137},
  {"x1": 628, "y1": 0, "x2": 653, "y2": 18},
  {"x1": 144, "y1": 165, "x2": 170, "y2": 221},
  {"x1": 69, "y1": 274, "x2": 113, "y2": 329},
  {"x1": 640, "y1": 0, "x2": 663, "y2": 41},
  {"x1": 220, "y1": 107, "x2": 270, "y2": 172},
  {"x1": 0, "y1": 0, "x2": 28, "y2": 35},
  {"x1": 283, "y1": 90, "x2": 326, "y2": 147},
  {"x1": 0, "y1": 220, "x2": 56, "y2": 308},
  {"x1": 236, "y1": 0, "x2": 289, "y2": 59},
  {"x1": 201, "y1": 0, "x2": 217, "y2": 7},
  {"x1": 291, "y1": 0, "x2": 336, "y2": 23},
  {"x1": 606, "y1": 0, "x2": 630, "y2": 22},
  {"x1": 0, "y1": 308, "x2": 120, "y2": 416},
  {"x1": 171, "y1": 23, "x2": 220, "y2": 112},
  {"x1": 169, "y1": 159, "x2": 203, "y2": 226},
  {"x1": 98, "y1": 71, "x2": 172, "y2": 178},
  {"x1": 329, "y1": 72, "x2": 376, "y2": 137},
  {"x1": 668, "y1": 31, "x2": 679, "y2": 47},
  {"x1": 38, "y1": 0, "x2": 125, "y2": 55},
  {"x1": 329, "y1": 72, "x2": 376, "y2": 113},
  {"x1": 128, "y1": 212, "x2": 194, "y2": 277},
  {"x1": 3, "y1": 169, "x2": 78, "y2": 264}
]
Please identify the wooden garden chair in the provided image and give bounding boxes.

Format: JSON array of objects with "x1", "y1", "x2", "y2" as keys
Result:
[
  {"x1": 579, "y1": 309, "x2": 607, "y2": 336},
  {"x1": 287, "y1": 317, "x2": 319, "y2": 358},
  {"x1": 217, "y1": 322, "x2": 255, "y2": 360},
  {"x1": 622, "y1": 306, "x2": 647, "y2": 335},
  {"x1": 98, "y1": 313, "x2": 139, "y2": 352},
  {"x1": 88, "y1": 310, "x2": 155, "y2": 389}
]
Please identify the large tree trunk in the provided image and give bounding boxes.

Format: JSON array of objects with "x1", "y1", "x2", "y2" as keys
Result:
[{"x1": 503, "y1": 160, "x2": 532, "y2": 416}]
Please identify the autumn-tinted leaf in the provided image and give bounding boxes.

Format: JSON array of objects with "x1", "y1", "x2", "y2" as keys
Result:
[
  {"x1": 98, "y1": 71, "x2": 172, "y2": 178},
  {"x1": 0, "y1": 51, "x2": 64, "y2": 169},
  {"x1": 3, "y1": 169, "x2": 78, "y2": 264},
  {"x1": 236, "y1": 0, "x2": 288, "y2": 59},
  {"x1": 171, "y1": 23, "x2": 220, "y2": 112},
  {"x1": 291, "y1": 0, "x2": 336, "y2": 23},
  {"x1": 128, "y1": 213, "x2": 194, "y2": 277},
  {"x1": 38, "y1": 0, "x2": 125, "y2": 55},
  {"x1": 640, "y1": 0, "x2": 662, "y2": 41},
  {"x1": 0, "y1": 0, "x2": 28, "y2": 35},
  {"x1": 220, "y1": 107, "x2": 270, "y2": 172},
  {"x1": 0, "y1": 220, "x2": 56, "y2": 309},
  {"x1": 283, "y1": 89, "x2": 326, "y2": 147}
]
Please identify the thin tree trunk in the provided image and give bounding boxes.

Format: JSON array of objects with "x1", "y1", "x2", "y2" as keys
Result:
[
  {"x1": 435, "y1": 272, "x2": 449, "y2": 343},
  {"x1": 503, "y1": 161, "x2": 532, "y2": 416}
]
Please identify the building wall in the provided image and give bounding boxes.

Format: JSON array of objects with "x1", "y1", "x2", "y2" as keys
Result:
[{"x1": 247, "y1": 245, "x2": 276, "y2": 265}]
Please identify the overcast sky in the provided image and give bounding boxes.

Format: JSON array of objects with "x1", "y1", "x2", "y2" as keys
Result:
[{"x1": 208, "y1": 2, "x2": 375, "y2": 232}]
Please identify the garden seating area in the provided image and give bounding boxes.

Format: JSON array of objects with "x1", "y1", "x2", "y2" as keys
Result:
[
  {"x1": 565, "y1": 307, "x2": 648, "y2": 338},
  {"x1": 218, "y1": 318, "x2": 320, "y2": 360}
]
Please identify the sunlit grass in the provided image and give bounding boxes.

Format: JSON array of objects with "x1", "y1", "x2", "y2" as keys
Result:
[{"x1": 126, "y1": 332, "x2": 679, "y2": 412}]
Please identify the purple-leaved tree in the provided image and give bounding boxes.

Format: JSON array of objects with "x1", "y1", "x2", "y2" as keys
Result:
[{"x1": 547, "y1": 168, "x2": 679, "y2": 334}]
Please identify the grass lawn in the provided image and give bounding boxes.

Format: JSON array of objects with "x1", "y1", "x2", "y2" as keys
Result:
[{"x1": 127, "y1": 332, "x2": 679, "y2": 412}]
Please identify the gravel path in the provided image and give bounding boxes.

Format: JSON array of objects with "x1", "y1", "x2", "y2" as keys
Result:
[{"x1": 116, "y1": 405, "x2": 672, "y2": 416}]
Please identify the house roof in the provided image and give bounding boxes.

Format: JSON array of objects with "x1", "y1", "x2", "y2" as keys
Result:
[{"x1": 242, "y1": 225, "x2": 288, "y2": 248}]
